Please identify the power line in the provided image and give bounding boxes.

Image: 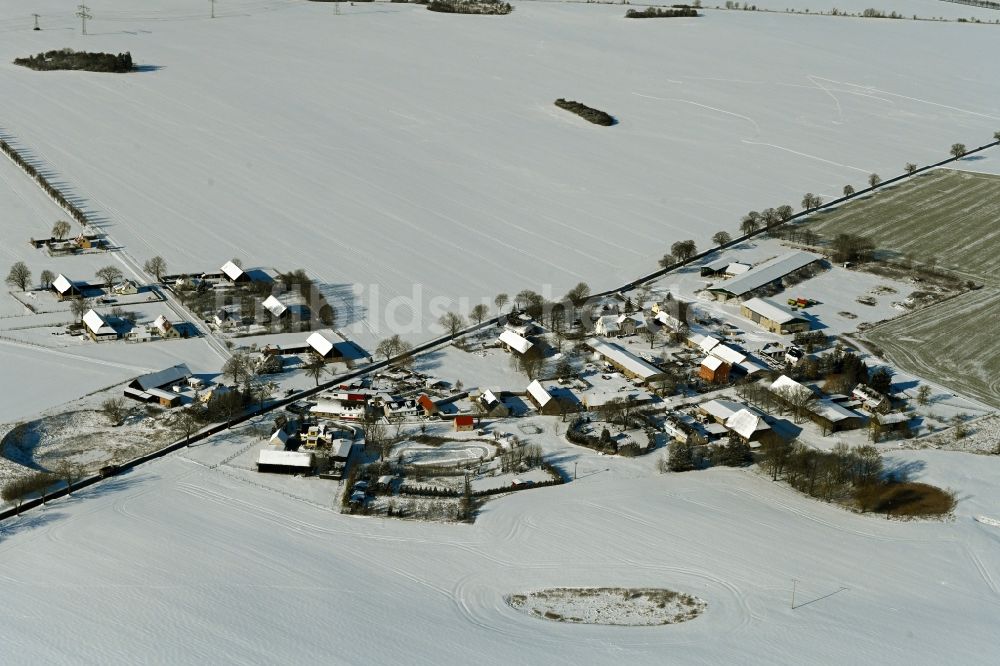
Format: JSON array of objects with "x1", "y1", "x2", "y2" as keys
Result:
[{"x1": 75, "y1": 4, "x2": 92, "y2": 35}]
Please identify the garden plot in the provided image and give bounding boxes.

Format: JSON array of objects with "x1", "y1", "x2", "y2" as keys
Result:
[{"x1": 507, "y1": 587, "x2": 706, "y2": 626}]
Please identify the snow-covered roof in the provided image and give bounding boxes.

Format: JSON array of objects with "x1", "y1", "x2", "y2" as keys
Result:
[
  {"x1": 132, "y1": 363, "x2": 192, "y2": 391},
  {"x1": 153, "y1": 314, "x2": 172, "y2": 333},
  {"x1": 769, "y1": 374, "x2": 813, "y2": 400},
  {"x1": 270, "y1": 429, "x2": 289, "y2": 445},
  {"x1": 700, "y1": 398, "x2": 745, "y2": 421},
  {"x1": 257, "y1": 448, "x2": 312, "y2": 468},
  {"x1": 83, "y1": 309, "x2": 115, "y2": 336},
  {"x1": 146, "y1": 387, "x2": 179, "y2": 402},
  {"x1": 330, "y1": 439, "x2": 352, "y2": 459},
  {"x1": 586, "y1": 338, "x2": 664, "y2": 381},
  {"x1": 738, "y1": 358, "x2": 770, "y2": 375},
  {"x1": 697, "y1": 335, "x2": 721, "y2": 353},
  {"x1": 877, "y1": 412, "x2": 910, "y2": 425},
  {"x1": 307, "y1": 331, "x2": 335, "y2": 357},
  {"x1": 711, "y1": 344, "x2": 747, "y2": 365},
  {"x1": 703, "y1": 257, "x2": 730, "y2": 273},
  {"x1": 742, "y1": 297, "x2": 808, "y2": 325},
  {"x1": 498, "y1": 329, "x2": 533, "y2": 354},
  {"x1": 526, "y1": 380, "x2": 553, "y2": 407},
  {"x1": 615, "y1": 313, "x2": 644, "y2": 326},
  {"x1": 726, "y1": 262, "x2": 751, "y2": 275},
  {"x1": 810, "y1": 400, "x2": 862, "y2": 423},
  {"x1": 481, "y1": 389, "x2": 501, "y2": 406},
  {"x1": 595, "y1": 315, "x2": 620, "y2": 333},
  {"x1": 262, "y1": 294, "x2": 288, "y2": 318},
  {"x1": 725, "y1": 408, "x2": 770, "y2": 440},
  {"x1": 220, "y1": 260, "x2": 246, "y2": 281},
  {"x1": 701, "y1": 355, "x2": 725, "y2": 371},
  {"x1": 710, "y1": 251, "x2": 822, "y2": 296},
  {"x1": 52, "y1": 273, "x2": 77, "y2": 294}
]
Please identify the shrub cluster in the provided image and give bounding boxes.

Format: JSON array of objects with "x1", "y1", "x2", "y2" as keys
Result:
[
  {"x1": 554, "y1": 99, "x2": 615, "y2": 126},
  {"x1": 14, "y1": 49, "x2": 134, "y2": 73},
  {"x1": 625, "y1": 6, "x2": 698, "y2": 18},
  {"x1": 427, "y1": 0, "x2": 513, "y2": 14},
  {"x1": 0, "y1": 138, "x2": 89, "y2": 226}
]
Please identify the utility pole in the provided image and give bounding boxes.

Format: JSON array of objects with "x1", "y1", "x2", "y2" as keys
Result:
[
  {"x1": 76, "y1": 4, "x2": 91, "y2": 35},
  {"x1": 334, "y1": 1, "x2": 340, "y2": 15},
  {"x1": 574, "y1": 461, "x2": 578, "y2": 480},
  {"x1": 791, "y1": 579, "x2": 798, "y2": 610},
  {"x1": 32, "y1": 13, "x2": 41, "y2": 31},
  {"x1": 210, "y1": 0, "x2": 216, "y2": 19}
]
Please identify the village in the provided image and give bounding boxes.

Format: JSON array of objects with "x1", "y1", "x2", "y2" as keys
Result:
[{"x1": 5, "y1": 227, "x2": 981, "y2": 523}]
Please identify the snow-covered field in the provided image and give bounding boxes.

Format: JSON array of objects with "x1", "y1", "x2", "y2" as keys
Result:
[{"x1": 2, "y1": 415, "x2": 1000, "y2": 663}]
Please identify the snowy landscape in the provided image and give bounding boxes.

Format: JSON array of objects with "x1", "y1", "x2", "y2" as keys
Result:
[{"x1": 1, "y1": 1, "x2": 999, "y2": 664}]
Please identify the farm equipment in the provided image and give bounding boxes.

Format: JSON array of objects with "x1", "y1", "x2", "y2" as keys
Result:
[{"x1": 787, "y1": 297, "x2": 817, "y2": 308}]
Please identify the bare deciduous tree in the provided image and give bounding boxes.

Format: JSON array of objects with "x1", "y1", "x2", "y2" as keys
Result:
[
  {"x1": 39, "y1": 269, "x2": 55, "y2": 290},
  {"x1": 843, "y1": 184, "x2": 855, "y2": 197},
  {"x1": 101, "y1": 397, "x2": 128, "y2": 425},
  {"x1": 904, "y1": 162, "x2": 918, "y2": 175},
  {"x1": 6, "y1": 261, "x2": 31, "y2": 291},
  {"x1": 70, "y1": 297, "x2": 91, "y2": 322},
  {"x1": 470, "y1": 303, "x2": 489, "y2": 326},
  {"x1": 950, "y1": 143, "x2": 967, "y2": 159},
  {"x1": 304, "y1": 352, "x2": 328, "y2": 386},
  {"x1": 671, "y1": 240, "x2": 697, "y2": 262},
  {"x1": 143, "y1": 256, "x2": 167, "y2": 281},
  {"x1": 95, "y1": 265, "x2": 123, "y2": 289},
  {"x1": 494, "y1": 292, "x2": 509, "y2": 314},
  {"x1": 801, "y1": 193, "x2": 822, "y2": 211},
  {"x1": 52, "y1": 220, "x2": 72, "y2": 240},
  {"x1": 868, "y1": 173, "x2": 881, "y2": 188},
  {"x1": 439, "y1": 312, "x2": 466, "y2": 337},
  {"x1": 712, "y1": 231, "x2": 732, "y2": 247}
]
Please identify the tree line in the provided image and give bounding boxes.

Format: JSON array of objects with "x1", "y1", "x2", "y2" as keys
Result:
[{"x1": 0, "y1": 137, "x2": 90, "y2": 227}]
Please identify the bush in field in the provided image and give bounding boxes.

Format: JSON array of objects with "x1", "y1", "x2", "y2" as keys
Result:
[
  {"x1": 554, "y1": 99, "x2": 615, "y2": 126},
  {"x1": 14, "y1": 49, "x2": 134, "y2": 73}
]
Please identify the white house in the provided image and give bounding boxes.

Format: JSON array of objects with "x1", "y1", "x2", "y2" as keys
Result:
[
  {"x1": 593, "y1": 315, "x2": 620, "y2": 337},
  {"x1": 82, "y1": 309, "x2": 117, "y2": 342},
  {"x1": 153, "y1": 314, "x2": 182, "y2": 339},
  {"x1": 112, "y1": 279, "x2": 139, "y2": 296},
  {"x1": 498, "y1": 329, "x2": 533, "y2": 355}
]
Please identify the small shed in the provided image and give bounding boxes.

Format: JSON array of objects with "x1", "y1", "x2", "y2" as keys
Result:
[
  {"x1": 454, "y1": 415, "x2": 475, "y2": 431},
  {"x1": 498, "y1": 329, "x2": 533, "y2": 355},
  {"x1": 699, "y1": 355, "x2": 729, "y2": 384},
  {"x1": 256, "y1": 448, "x2": 314, "y2": 474},
  {"x1": 221, "y1": 260, "x2": 250, "y2": 283}
]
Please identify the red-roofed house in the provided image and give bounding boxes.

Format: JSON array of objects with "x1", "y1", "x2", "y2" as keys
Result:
[{"x1": 454, "y1": 415, "x2": 474, "y2": 431}]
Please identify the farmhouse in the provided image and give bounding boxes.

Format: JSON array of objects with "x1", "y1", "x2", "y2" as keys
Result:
[
  {"x1": 153, "y1": 315, "x2": 182, "y2": 339},
  {"x1": 383, "y1": 399, "x2": 420, "y2": 420},
  {"x1": 417, "y1": 394, "x2": 439, "y2": 417},
  {"x1": 687, "y1": 333, "x2": 721, "y2": 354},
  {"x1": 853, "y1": 384, "x2": 891, "y2": 412},
  {"x1": 310, "y1": 394, "x2": 369, "y2": 420},
  {"x1": 52, "y1": 273, "x2": 83, "y2": 299},
  {"x1": 262, "y1": 294, "x2": 288, "y2": 319},
  {"x1": 708, "y1": 251, "x2": 823, "y2": 301},
  {"x1": 593, "y1": 315, "x2": 620, "y2": 337},
  {"x1": 526, "y1": 380, "x2": 560, "y2": 415},
  {"x1": 741, "y1": 297, "x2": 811, "y2": 334},
  {"x1": 307, "y1": 331, "x2": 342, "y2": 360},
  {"x1": 478, "y1": 389, "x2": 510, "y2": 417},
  {"x1": 454, "y1": 415, "x2": 475, "y2": 431},
  {"x1": 112, "y1": 279, "x2": 139, "y2": 296},
  {"x1": 725, "y1": 408, "x2": 771, "y2": 446},
  {"x1": 213, "y1": 309, "x2": 235, "y2": 330},
  {"x1": 698, "y1": 399, "x2": 747, "y2": 423},
  {"x1": 809, "y1": 400, "x2": 865, "y2": 433},
  {"x1": 124, "y1": 363, "x2": 191, "y2": 405},
  {"x1": 82, "y1": 309, "x2": 118, "y2": 342},
  {"x1": 498, "y1": 329, "x2": 533, "y2": 355},
  {"x1": 256, "y1": 448, "x2": 314, "y2": 474},
  {"x1": 220, "y1": 260, "x2": 250, "y2": 283},
  {"x1": 585, "y1": 338, "x2": 667, "y2": 383},
  {"x1": 504, "y1": 315, "x2": 538, "y2": 337},
  {"x1": 125, "y1": 326, "x2": 152, "y2": 343}
]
